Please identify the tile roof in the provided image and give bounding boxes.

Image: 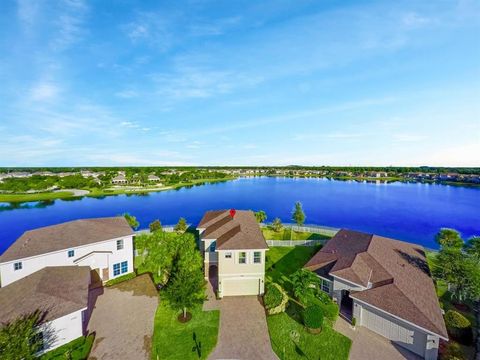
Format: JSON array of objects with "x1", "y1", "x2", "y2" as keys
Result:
[
  {"x1": 0, "y1": 266, "x2": 90, "y2": 325},
  {"x1": 197, "y1": 210, "x2": 268, "y2": 250},
  {"x1": 0, "y1": 217, "x2": 134, "y2": 262},
  {"x1": 304, "y1": 229, "x2": 448, "y2": 338}
]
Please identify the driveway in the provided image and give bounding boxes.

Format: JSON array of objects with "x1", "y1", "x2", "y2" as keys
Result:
[
  {"x1": 208, "y1": 296, "x2": 278, "y2": 360},
  {"x1": 334, "y1": 317, "x2": 422, "y2": 360},
  {"x1": 87, "y1": 275, "x2": 159, "y2": 360}
]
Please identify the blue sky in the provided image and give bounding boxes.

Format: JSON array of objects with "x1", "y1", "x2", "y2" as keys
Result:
[{"x1": 0, "y1": 0, "x2": 479, "y2": 167}]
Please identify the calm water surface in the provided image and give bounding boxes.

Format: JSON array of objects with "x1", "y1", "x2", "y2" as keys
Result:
[{"x1": 1, "y1": 177, "x2": 479, "y2": 253}]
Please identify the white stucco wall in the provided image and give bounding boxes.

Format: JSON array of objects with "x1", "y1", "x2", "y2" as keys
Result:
[
  {"x1": 38, "y1": 308, "x2": 86, "y2": 354},
  {"x1": 0, "y1": 235, "x2": 134, "y2": 286}
]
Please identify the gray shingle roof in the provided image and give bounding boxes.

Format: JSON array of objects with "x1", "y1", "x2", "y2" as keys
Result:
[
  {"x1": 198, "y1": 210, "x2": 268, "y2": 250},
  {"x1": 305, "y1": 229, "x2": 448, "y2": 339},
  {"x1": 0, "y1": 217, "x2": 133, "y2": 262},
  {"x1": 0, "y1": 266, "x2": 90, "y2": 325}
]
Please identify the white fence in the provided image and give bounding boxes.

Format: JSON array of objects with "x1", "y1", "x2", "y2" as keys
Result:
[{"x1": 266, "y1": 239, "x2": 326, "y2": 247}]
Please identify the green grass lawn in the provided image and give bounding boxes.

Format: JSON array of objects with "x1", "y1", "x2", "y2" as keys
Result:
[
  {"x1": 40, "y1": 334, "x2": 94, "y2": 360},
  {"x1": 151, "y1": 300, "x2": 219, "y2": 360},
  {"x1": 266, "y1": 246, "x2": 321, "y2": 293},
  {"x1": 262, "y1": 227, "x2": 331, "y2": 241},
  {"x1": 265, "y1": 246, "x2": 351, "y2": 360},
  {"x1": 0, "y1": 191, "x2": 76, "y2": 203}
]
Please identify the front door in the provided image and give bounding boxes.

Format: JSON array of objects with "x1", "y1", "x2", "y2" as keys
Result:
[{"x1": 340, "y1": 290, "x2": 353, "y2": 320}]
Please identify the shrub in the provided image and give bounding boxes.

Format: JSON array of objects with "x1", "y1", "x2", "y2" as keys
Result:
[
  {"x1": 264, "y1": 283, "x2": 288, "y2": 315},
  {"x1": 351, "y1": 317, "x2": 357, "y2": 327},
  {"x1": 444, "y1": 310, "x2": 473, "y2": 345},
  {"x1": 441, "y1": 341, "x2": 464, "y2": 360},
  {"x1": 40, "y1": 334, "x2": 95, "y2": 359},
  {"x1": 303, "y1": 305, "x2": 324, "y2": 330},
  {"x1": 319, "y1": 302, "x2": 339, "y2": 322},
  {"x1": 105, "y1": 272, "x2": 136, "y2": 287}
]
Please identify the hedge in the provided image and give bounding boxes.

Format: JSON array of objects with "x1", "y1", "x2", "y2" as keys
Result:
[
  {"x1": 264, "y1": 283, "x2": 289, "y2": 315},
  {"x1": 40, "y1": 334, "x2": 95, "y2": 360},
  {"x1": 105, "y1": 272, "x2": 137, "y2": 287},
  {"x1": 303, "y1": 305, "x2": 324, "y2": 330},
  {"x1": 444, "y1": 310, "x2": 473, "y2": 345}
]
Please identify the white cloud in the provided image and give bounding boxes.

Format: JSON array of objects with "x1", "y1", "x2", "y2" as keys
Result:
[
  {"x1": 393, "y1": 133, "x2": 428, "y2": 142},
  {"x1": 115, "y1": 90, "x2": 139, "y2": 98},
  {"x1": 402, "y1": 12, "x2": 431, "y2": 29},
  {"x1": 30, "y1": 82, "x2": 60, "y2": 101}
]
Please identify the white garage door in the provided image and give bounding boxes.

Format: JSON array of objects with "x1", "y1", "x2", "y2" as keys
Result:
[
  {"x1": 361, "y1": 305, "x2": 426, "y2": 357},
  {"x1": 222, "y1": 278, "x2": 260, "y2": 296}
]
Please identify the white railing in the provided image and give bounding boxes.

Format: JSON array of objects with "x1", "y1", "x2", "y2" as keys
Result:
[
  {"x1": 266, "y1": 239, "x2": 326, "y2": 247},
  {"x1": 260, "y1": 222, "x2": 339, "y2": 237}
]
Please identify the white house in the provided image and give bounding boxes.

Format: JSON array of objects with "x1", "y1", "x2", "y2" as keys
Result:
[
  {"x1": 304, "y1": 229, "x2": 448, "y2": 360},
  {"x1": 197, "y1": 209, "x2": 268, "y2": 298},
  {"x1": 0, "y1": 266, "x2": 91, "y2": 354},
  {"x1": 0, "y1": 217, "x2": 134, "y2": 287}
]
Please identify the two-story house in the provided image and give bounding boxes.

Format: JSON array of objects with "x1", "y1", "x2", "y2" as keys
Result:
[
  {"x1": 0, "y1": 217, "x2": 134, "y2": 286},
  {"x1": 304, "y1": 229, "x2": 448, "y2": 360},
  {"x1": 197, "y1": 209, "x2": 268, "y2": 297}
]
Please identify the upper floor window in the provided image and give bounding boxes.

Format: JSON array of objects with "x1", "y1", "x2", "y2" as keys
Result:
[
  {"x1": 225, "y1": 252, "x2": 232, "y2": 259},
  {"x1": 239, "y1": 252, "x2": 246, "y2": 264},
  {"x1": 253, "y1": 251, "x2": 261, "y2": 264},
  {"x1": 68, "y1": 249, "x2": 75, "y2": 258},
  {"x1": 117, "y1": 239, "x2": 124, "y2": 250},
  {"x1": 14, "y1": 262, "x2": 22, "y2": 271},
  {"x1": 209, "y1": 241, "x2": 216, "y2": 252}
]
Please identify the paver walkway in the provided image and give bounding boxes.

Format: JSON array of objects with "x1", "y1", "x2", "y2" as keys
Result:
[
  {"x1": 208, "y1": 296, "x2": 278, "y2": 360},
  {"x1": 334, "y1": 317, "x2": 422, "y2": 360},
  {"x1": 87, "y1": 275, "x2": 158, "y2": 360}
]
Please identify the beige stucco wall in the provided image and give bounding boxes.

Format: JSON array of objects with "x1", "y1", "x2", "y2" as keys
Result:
[{"x1": 218, "y1": 250, "x2": 266, "y2": 276}]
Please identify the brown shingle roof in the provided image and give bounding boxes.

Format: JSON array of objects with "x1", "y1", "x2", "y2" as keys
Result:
[
  {"x1": 0, "y1": 217, "x2": 134, "y2": 262},
  {"x1": 197, "y1": 210, "x2": 268, "y2": 250},
  {"x1": 0, "y1": 266, "x2": 90, "y2": 325},
  {"x1": 305, "y1": 229, "x2": 448, "y2": 339}
]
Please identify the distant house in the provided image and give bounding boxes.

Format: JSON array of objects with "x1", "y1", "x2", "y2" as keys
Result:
[
  {"x1": 111, "y1": 174, "x2": 128, "y2": 185},
  {"x1": 0, "y1": 217, "x2": 134, "y2": 287},
  {"x1": 304, "y1": 229, "x2": 447, "y2": 360},
  {"x1": 147, "y1": 174, "x2": 161, "y2": 182},
  {"x1": 197, "y1": 210, "x2": 268, "y2": 297},
  {"x1": 0, "y1": 266, "x2": 91, "y2": 354}
]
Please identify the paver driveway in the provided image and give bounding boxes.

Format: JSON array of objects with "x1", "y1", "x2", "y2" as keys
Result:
[
  {"x1": 87, "y1": 275, "x2": 158, "y2": 360},
  {"x1": 208, "y1": 296, "x2": 278, "y2": 360},
  {"x1": 334, "y1": 317, "x2": 422, "y2": 360}
]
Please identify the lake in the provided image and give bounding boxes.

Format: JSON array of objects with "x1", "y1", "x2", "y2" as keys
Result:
[{"x1": 1, "y1": 177, "x2": 479, "y2": 254}]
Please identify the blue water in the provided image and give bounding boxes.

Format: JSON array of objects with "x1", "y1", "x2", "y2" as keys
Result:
[{"x1": 1, "y1": 177, "x2": 479, "y2": 254}]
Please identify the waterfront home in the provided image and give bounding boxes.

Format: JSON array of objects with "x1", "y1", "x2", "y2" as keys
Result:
[
  {"x1": 197, "y1": 209, "x2": 268, "y2": 297},
  {"x1": 304, "y1": 229, "x2": 448, "y2": 360},
  {"x1": 111, "y1": 174, "x2": 128, "y2": 185},
  {"x1": 0, "y1": 266, "x2": 91, "y2": 354},
  {"x1": 147, "y1": 174, "x2": 161, "y2": 182},
  {"x1": 0, "y1": 217, "x2": 134, "y2": 287}
]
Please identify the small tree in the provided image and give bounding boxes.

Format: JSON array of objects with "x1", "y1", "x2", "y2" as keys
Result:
[
  {"x1": 292, "y1": 201, "x2": 306, "y2": 226},
  {"x1": 254, "y1": 210, "x2": 267, "y2": 223},
  {"x1": 290, "y1": 269, "x2": 320, "y2": 302},
  {"x1": 149, "y1": 219, "x2": 162, "y2": 233},
  {"x1": 272, "y1": 218, "x2": 283, "y2": 232},
  {"x1": 435, "y1": 228, "x2": 463, "y2": 249},
  {"x1": 0, "y1": 311, "x2": 49, "y2": 359},
  {"x1": 123, "y1": 213, "x2": 139, "y2": 230},
  {"x1": 174, "y1": 218, "x2": 188, "y2": 233},
  {"x1": 465, "y1": 236, "x2": 480, "y2": 263},
  {"x1": 165, "y1": 267, "x2": 205, "y2": 320}
]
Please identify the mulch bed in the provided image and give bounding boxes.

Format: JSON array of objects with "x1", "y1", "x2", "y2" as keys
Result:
[{"x1": 177, "y1": 312, "x2": 192, "y2": 323}]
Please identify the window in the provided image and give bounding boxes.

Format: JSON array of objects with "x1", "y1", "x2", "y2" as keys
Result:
[
  {"x1": 121, "y1": 261, "x2": 128, "y2": 274},
  {"x1": 113, "y1": 263, "x2": 121, "y2": 276},
  {"x1": 14, "y1": 262, "x2": 22, "y2": 271},
  {"x1": 225, "y1": 252, "x2": 232, "y2": 259},
  {"x1": 209, "y1": 241, "x2": 216, "y2": 252},
  {"x1": 68, "y1": 249, "x2": 75, "y2": 258},
  {"x1": 239, "y1": 252, "x2": 246, "y2": 264},
  {"x1": 116, "y1": 239, "x2": 124, "y2": 250},
  {"x1": 253, "y1": 251, "x2": 261, "y2": 264},
  {"x1": 321, "y1": 279, "x2": 331, "y2": 293}
]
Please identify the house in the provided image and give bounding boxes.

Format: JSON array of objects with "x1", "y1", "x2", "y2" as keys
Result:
[
  {"x1": 148, "y1": 174, "x2": 161, "y2": 183},
  {"x1": 0, "y1": 266, "x2": 91, "y2": 354},
  {"x1": 111, "y1": 174, "x2": 128, "y2": 185},
  {"x1": 197, "y1": 209, "x2": 268, "y2": 298},
  {"x1": 304, "y1": 229, "x2": 448, "y2": 360},
  {"x1": 0, "y1": 217, "x2": 134, "y2": 287}
]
